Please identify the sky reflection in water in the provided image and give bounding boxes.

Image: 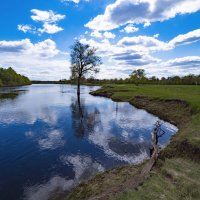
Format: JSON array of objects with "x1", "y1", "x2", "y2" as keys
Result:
[{"x1": 0, "y1": 84, "x2": 178, "y2": 200}]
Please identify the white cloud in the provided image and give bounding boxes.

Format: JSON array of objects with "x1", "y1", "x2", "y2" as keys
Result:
[
  {"x1": 90, "y1": 31, "x2": 116, "y2": 39},
  {"x1": 121, "y1": 24, "x2": 139, "y2": 33},
  {"x1": 80, "y1": 27, "x2": 200, "y2": 79},
  {"x1": 0, "y1": 38, "x2": 70, "y2": 80},
  {"x1": 90, "y1": 30, "x2": 102, "y2": 38},
  {"x1": 18, "y1": 24, "x2": 35, "y2": 33},
  {"x1": 144, "y1": 21, "x2": 151, "y2": 27},
  {"x1": 85, "y1": 0, "x2": 200, "y2": 31},
  {"x1": 117, "y1": 36, "x2": 169, "y2": 51},
  {"x1": 166, "y1": 56, "x2": 200, "y2": 68},
  {"x1": 169, "y1": 29, "x2": 200, "y2": 47},
  {"x1": 68, "y1": 0, "x2": 80, "y2": 3},
  {"x1": 146, "y1": 56, "x2": 200, "y2": 78},
  {"x1": 117, "y1": 29, "x2": 200, "y2": 52},
  {"x1": 103, "y1": 31, "x2": 116, "y2": 39},
  {"x1": 0, "y1": 38, "x2": 62, "y2": 58},
  {"x1": 0, "y1": 38, "x2": 59, "y2": 58},
  {"x1": 31, "y1": 9, "x2": 65, "y2": 23},
  {"x1": 18, "y1": 9, "x2": 65, "y2": 35},
  {"x1": 153, "y1": 34, "x2": 159, "y2": 38},
  {"x1": 0, "y1": 39, "x2": 33, "y2": 53},
  {"x1": 38, "y1": 23, "x2": 64, "y2": 34}
]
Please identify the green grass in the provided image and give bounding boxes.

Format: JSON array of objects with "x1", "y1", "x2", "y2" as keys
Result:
[
  {"x1": 114, "y1": 158, "x2": 200, "y2": 200},
  {"x1": 92, "y1": 85, "x2": 200, "y2": 111}
]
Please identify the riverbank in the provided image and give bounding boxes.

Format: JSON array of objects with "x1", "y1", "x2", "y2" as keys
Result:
[{"x1": 65, "y1": 85, "x2": 200, "y2": 200}]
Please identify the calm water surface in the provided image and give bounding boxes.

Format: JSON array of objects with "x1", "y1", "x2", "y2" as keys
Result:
[{"x1": 0, "y1": 84, "x2": 178, "y2": 200}]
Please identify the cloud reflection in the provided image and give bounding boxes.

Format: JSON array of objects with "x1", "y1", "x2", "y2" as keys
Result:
[
  {"x1": 23, "y1": 176, "x2": 74, "y2": 200},
  {"x1": 38, "y1": 130, "x2": 65, "y2": 150},
  {"x1": 60, "y1": 155, "x2": 104, "y2": 181},
  {"x1": 25, "y1": 129, "x2": 65, "y2": 150},
  {"x1": 24, "y1": 155, "x2": 104, "y2": 200}
]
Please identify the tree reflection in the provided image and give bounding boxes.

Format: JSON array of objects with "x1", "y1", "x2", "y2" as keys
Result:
[
  {"x1": 0, "y1": 89, "x2": 27, "y2": 101},
  {"x1": 71, "y1": 95, "x2": 101, "y2": 138}
]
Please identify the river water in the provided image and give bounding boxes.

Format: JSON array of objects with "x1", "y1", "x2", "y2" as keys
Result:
[{"x1": 0, "y1": 84, "x2": 178, "y2": 200}]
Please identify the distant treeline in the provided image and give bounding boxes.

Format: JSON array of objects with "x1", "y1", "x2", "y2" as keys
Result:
[
  {"x1": 61, "y1": 73, "x2": 200, "y2": 86},
  {"x1": 0, "y1": 67, "x2": 31, "y2": 87},
  {"x1": 59, "y1": 75, "x2": 200, "y2": 85},
  {"x1": 33, "y1": 69, "x2": 200, "y2": 86}
]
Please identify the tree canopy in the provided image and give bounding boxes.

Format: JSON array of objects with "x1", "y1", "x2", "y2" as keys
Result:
[{"x1": 0, "y1": 67, "x2": 31, "y2": 87}]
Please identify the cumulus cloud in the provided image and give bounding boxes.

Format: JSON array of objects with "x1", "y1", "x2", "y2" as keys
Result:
[
  {"x1": 0, "y1": 39, "x2": 33, "y2": 53},
  {"x1": 90, "y1": 30, "x2": 102, "y2": 38},
  {"x1": 103, "y1": 31, "x2": 116, "y2": 39},
  {"x1": 0, "y1": 38, "x2": 70, "y2": 80},
  {"x1": 166, "y1": 56, "x2": 200, "y2": 68},
  {"x1": 145, "y1": 56, "x2": 200, "y2": 78},
  {"x1": 31, "y1": 9, "x2": 65, "y2": 23},
  {"x1": 169, "y1": 29, "x2": 200, "y2": 47},
  {"x1": 18, "y1": 24, "x2": 36, "y2": 34},
  {"x1": 0, "y1": 38, "x2": 59, "y2": 57},
  {"x1": 117, "y1": 29, "x2": 200, "y2": 52},
  {"x1": 85, "y1": 0, "x2": 200, "y2": 31},
  {"x1": 80, "y1": 28, "x2": 200, "y2": 78},
  {"x1": 38, "y1": 23, "x2": 64, "y2": 34},
  {"x1": 90, "y1": 31, "x2": 116, "y2": 39},
  {"x1": 18, "y1": 9, "x2": 65, "y2": 35},
  {"x1": 113, "y1": 52, "x2": 160, "y2": 66},
  {"x1": 120, "y1": 24, "x2": 139, "y2": 33},
  {"x1": 117, "y1": 36, "x2": 169, "y2": 51},
  {"x1": 153, "y1": 34, "x2": 160, "y2": 38}
]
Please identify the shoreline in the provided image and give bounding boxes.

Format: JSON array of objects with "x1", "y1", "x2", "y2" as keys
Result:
[
  {"x1": 0, "y1": 83, "x2": 32, "y2": 88},
  {"x1": 65, "y1": 85, "x2": 200, "y2": 200}
]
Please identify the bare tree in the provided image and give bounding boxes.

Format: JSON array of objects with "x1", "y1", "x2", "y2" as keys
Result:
[{"x1": 70, "y1": 41, "x2": 102, "y2": 95}]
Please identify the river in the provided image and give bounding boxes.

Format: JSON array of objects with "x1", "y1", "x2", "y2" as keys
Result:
[{"x1": 0, "y1": 84, "x2": 178, "y2": 200}]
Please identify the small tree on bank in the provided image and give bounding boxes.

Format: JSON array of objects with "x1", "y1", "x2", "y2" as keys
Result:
[{"x1": 70, "y1": 41, "x2": 102, "y2": 95}]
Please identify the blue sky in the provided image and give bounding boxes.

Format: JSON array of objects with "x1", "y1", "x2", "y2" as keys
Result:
[{"x1": 0, "y1": 0, "x2": 200, "y2": 80}]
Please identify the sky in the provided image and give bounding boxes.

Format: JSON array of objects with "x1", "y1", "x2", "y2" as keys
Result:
[{"x1": 0, "y1": 0, "x2": 200, "y2": 80}]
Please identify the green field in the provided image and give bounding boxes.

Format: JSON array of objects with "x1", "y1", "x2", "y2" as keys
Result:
[{"x1": 66, "y1": 85, "x2": 200, "y2": 200}]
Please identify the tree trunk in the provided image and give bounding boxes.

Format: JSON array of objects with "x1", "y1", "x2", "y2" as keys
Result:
[{"x1": 77, "y1": 77, "x2": 80, "y2": 96}]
